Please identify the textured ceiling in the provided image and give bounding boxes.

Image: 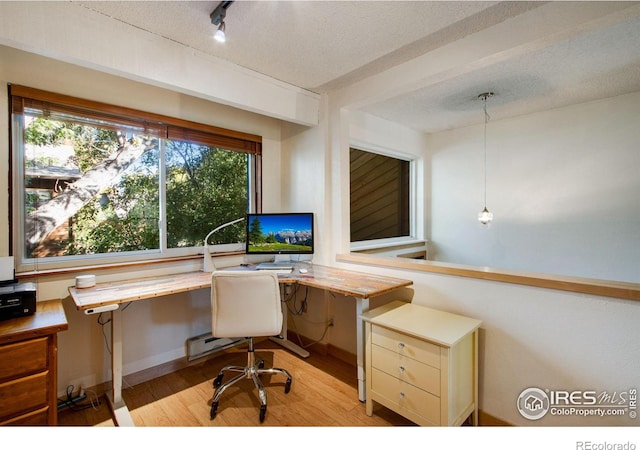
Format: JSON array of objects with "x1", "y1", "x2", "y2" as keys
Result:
[{"x1": 75, "y1": 1, "x2": 640, "y2": 133}]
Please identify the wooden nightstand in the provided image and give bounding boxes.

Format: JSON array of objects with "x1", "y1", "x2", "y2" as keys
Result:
[
  {"x1": 361, "y1": 301, "x2": 481, "y2": 426},
  {"x1": 0, "y1": 300, "x2": 68, "y2": 425}
]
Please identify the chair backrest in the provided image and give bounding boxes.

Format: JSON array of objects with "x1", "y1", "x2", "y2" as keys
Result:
[{"x1": 211, "y1": 270, "x2": 283, "y2": 338}]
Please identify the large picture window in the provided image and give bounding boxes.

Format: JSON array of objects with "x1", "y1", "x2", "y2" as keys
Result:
[{"x1": 10, "y1": 85, "x2": 261, "y2": 272}]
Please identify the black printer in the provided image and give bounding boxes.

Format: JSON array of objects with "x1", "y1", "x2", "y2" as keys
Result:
[
  {"x1": 0, "y1": 256, "x2": 36, "y2": 321},
  {"x1": 0, "y1": 282, "x2": 37, "y2": 321}
]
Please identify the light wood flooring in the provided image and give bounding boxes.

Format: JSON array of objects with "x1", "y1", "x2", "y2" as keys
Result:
[{"x1": 58, "y1": 340, "x2": 415, "y2": 427}]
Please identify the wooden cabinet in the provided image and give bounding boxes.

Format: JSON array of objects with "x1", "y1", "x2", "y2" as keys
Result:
[
  {"x1": 0, "y1": 300, "x2": 68, "y2": 425},
  {"x1": 361, "y1": 301, "x2": 481, "y2": 426}
]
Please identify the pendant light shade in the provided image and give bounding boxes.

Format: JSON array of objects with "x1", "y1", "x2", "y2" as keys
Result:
[{"x1": 478, "y1": 206, "x2": 493, "y2": 225}]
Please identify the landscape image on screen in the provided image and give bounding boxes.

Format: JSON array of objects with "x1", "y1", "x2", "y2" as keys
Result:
[{"x1": 247, "y1": 214, "x2": 313, "y2": 253}]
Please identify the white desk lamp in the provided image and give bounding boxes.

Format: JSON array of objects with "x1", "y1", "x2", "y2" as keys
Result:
[{"x1": 203, "y1": 217, "x2": 244, "y2": 272}]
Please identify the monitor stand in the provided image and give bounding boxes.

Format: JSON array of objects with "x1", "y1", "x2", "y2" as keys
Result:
[
  {"x1": 273, "y1": 254, "x2": 291, "y2": 263},
  {"x1": 256, "y1": 255, "x2": 294, "y2": 271}
]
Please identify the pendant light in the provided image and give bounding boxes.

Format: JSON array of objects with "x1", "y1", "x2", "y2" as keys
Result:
[{"x1": 478, "y1": 92, "x2": 494, "y2": 225}]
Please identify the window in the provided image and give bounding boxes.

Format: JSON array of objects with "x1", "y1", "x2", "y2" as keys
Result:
[
  {"x1": 10, "y1": 85, "x2": 261, "y2": 272},
  {"x1": 350, "y1": 147, "x2": 411, "y2": 244}
]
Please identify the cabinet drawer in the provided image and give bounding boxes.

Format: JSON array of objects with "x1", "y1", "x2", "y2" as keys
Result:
[
  {"x1": 372, "y1": 325, "x2": 440, "y2": 368},
  {"x1": 0, "y1": 371, "x2": 49, "y2": 420},
  {"x1": 0, "y1": 337, "x2": 48, "y2": 381},
  {"x1": 371, "y1": 368, "x2": 440, "y2": 425},
  {"x1": 371, "y1": 344, "x2": 441, "y2": 396},
  {"x1": 0, "y1": 406, "x2": 49, "y2": 426}
]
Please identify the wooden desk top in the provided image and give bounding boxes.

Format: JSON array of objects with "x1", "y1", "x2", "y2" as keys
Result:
[
  {"x1": 0, "y1": 299, "x2": 68, "y2": 345},
  {"x1": 289, "y1": 264, "x2": 413, "y2": 298},
  {"x1": 68, "y1": 264, "x2": 413, "y2": 311}
]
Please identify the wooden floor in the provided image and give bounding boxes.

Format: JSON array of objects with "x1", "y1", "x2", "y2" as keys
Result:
[{"x1": 58, "y1": 340, "x2": 415, "y2": 427}]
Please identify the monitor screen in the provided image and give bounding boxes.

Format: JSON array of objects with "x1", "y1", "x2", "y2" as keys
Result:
[{"x1": 246, "y1": 213, "x2": 314, "y2": 255}]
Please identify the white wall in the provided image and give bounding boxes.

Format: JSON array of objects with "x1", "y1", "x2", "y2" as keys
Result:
[
  {"x1": 0, "y1": 45, "x2": 284, "y2": 394},
  {"x1": 336, "y1": 259, "x2": 640, "y2": 426},
  {"x1": 429, "y1": 92, "x2": 640, "y2": 283}
]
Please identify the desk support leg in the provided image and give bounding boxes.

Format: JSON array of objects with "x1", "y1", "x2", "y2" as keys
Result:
[
  {"x1": 356, "y1": 297, "x2": 370, "y2": 402},
  {"x1": 106, "y1": 307, "x2": 135, "y2": 426},
  {"x1": 270, "y1": 284, "x2": 310, "y2": 358}
]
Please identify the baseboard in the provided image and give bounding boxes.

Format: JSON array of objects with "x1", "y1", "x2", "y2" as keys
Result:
[
  {"x1": 326, "y1": 344, "x2": 357, "y2": 366},
  {"x1": 478, "y1": 410, "x2": 513, "y2": 426},
  {"x1": 284, "y1": 331, "x2": 329, "y2": 355}
]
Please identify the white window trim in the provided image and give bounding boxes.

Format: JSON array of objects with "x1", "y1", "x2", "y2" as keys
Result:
[{"x1": 349, "y1": 140, "x2": 420, "y2": 251}]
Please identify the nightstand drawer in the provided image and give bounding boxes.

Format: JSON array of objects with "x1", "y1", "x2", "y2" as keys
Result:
[
  {"x1": 0, "y1": 371, "x2": 49, "y2": 420},
  {"x1": 371, "y1": 344, "x2": 441, "y2": 396},
  {"x1": 372, "y1": 324, "x2": 440, "y2": 368},
  {"x1": 371, "y1": 368, "x2": 440, "y2": 425},
  {"x1": 0, "y1": 337, "x2": 48, "y2": 381}
]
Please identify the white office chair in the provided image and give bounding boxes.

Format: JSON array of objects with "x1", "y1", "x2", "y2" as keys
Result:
[{"x1": 209, "y1": 270, "x2": 292, "y2": 423}]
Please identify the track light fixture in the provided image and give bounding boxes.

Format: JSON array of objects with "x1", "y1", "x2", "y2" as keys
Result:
[{"x1": 210, "y1": 1, "x2": 234, "y2": 43}]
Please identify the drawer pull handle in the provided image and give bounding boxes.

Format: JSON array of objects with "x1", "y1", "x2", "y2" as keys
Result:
[
  {"x1": 399, "y1": 392, "x2": 405, "y2": 399},
  {"x1": 397, "y1": 342, "x2": 405, "y2": 349},
  {"x1": 398, "y1": 366, "x2": 405, "y2": 373}
]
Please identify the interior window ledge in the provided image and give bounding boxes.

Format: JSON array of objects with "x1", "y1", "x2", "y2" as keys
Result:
[
  {"x1": 336, "y1": 252, "x2": 640, "y2": 302},
  {"x1": 351, "y1": 239, "x2": 426, "y2": 256}
]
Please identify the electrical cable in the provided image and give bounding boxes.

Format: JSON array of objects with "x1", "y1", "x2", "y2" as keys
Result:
[
  {"x1": 283, "y1": 284, "x2": 333, "y2": 349},
  {"x1": 57, "y1": 384, "x2": 102, "y2": 412},
  {"x1": 97, "y1": 301, "x2": 132, "y2": 356}
]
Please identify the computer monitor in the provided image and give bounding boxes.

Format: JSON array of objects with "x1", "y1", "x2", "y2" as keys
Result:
[{"x1": 246, "y1": 212, "x2": 314, "y2": 256}]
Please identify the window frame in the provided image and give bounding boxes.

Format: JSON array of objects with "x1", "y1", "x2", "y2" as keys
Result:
[
  {"x1": 349, "y1": 141, "x2": 418, "y2": 251},
  {"x1": 10, "y1": 85, "x2": 262, "y2": 273}
]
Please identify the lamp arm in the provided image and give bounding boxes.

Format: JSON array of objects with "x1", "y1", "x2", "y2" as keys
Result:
[
  {"x1": 203, "y1": 217, "x2": 245, "y2": 272},
  {"x1": 204, "y1": 217, "x2": 245, "y2": 246}
]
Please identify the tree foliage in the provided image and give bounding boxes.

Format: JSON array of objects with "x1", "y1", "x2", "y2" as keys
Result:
[{"x1": 23, "y1": 115, "x2": 248, "y2": 258}]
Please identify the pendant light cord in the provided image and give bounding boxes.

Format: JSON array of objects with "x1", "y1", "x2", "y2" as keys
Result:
[{"x1": 483, "y1": 96, "x2": 490, "y2": 207}]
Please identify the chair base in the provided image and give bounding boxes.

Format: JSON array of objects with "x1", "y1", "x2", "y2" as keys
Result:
[{"x1": 210, "y1": 338, "x2": 292, "y2": 423}]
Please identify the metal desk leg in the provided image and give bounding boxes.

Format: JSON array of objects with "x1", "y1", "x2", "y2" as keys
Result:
[
  {"x1": 270, "y1": 283, "x2": 310, "y2": 358},
  {"x1": 355, "y1": 297, "x2": 370, "y2": 402},
  {"x1": 106, "y1": 307, "x2": 135, "y2": 426}
]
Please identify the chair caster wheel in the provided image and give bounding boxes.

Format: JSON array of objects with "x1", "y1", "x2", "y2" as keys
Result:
[
  {"x1": 213, "y1": 374, "x2": 223, "y2": 388},
  {"x1": 210, "y1": 401, "x2": 219, "y2": 420},
  {"x1": 259, "y1": 404, "x2": 267, "y2": 423},
  {"x1": 284, "y1": 378, "x2": 292, "y2": 394}
]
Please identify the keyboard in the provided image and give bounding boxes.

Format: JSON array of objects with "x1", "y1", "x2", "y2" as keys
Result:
[{"x1": 255, "y1": 262, "x2": 294, "y2": 273}]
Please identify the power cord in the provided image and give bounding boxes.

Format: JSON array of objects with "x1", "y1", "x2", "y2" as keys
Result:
[
  {"x1": 97, "y1": 301, "x2": 132, "y2": 356},
  {"x1": 57, "y1": 384, "x2": 101, "y2": 411},
  {"x1": 285, "y1": 285, "x2": 308, "y2": 316},
  {"x1": 95, "y1": 302, "x2": 134, "y2": 391},
  {"x1": 283, "y1": 284, "x2": 333, "y2": 349}
]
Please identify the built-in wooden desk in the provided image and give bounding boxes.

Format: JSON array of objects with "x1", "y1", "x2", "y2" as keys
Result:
[{"x1": 68, "y1": 263, "x2": 412, "y2": 425}]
